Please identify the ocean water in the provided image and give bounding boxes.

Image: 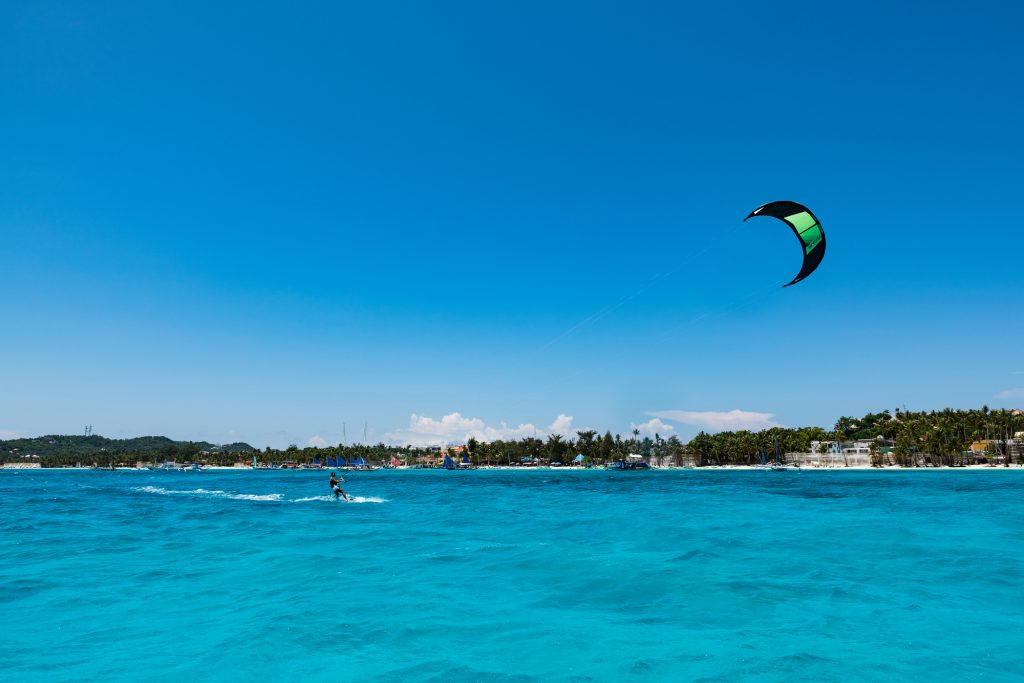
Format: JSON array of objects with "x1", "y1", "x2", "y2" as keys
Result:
[{"x1": 2, "y1": 469, "x2": 1022, "y2": 682}]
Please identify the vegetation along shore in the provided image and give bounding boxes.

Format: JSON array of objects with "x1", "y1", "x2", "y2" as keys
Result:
[{"x1": 2, "y1": 407, "x2": 1021, "y2": 470}]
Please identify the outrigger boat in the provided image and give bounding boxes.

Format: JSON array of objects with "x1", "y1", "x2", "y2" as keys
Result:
[
  {"x1": 607, "y1": 454, "x2": 651, "y2": 470},
  {"x1": 148, "y1": 461, "x2": 201, "y2": 471}
]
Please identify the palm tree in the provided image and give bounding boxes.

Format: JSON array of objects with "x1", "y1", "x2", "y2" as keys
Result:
[
  {"x1": 575, "y1": 430, "x2": 596, "y2": 461},
  {"x1": 545, "y1": 434, "x2": 565, "y2": 463}
]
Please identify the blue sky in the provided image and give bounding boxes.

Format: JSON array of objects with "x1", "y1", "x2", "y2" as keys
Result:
[{"x1": 2, "y1": 1, "x2": 1021, "y2": 448}]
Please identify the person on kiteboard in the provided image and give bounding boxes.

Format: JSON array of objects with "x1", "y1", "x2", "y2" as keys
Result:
[{"x1": 329, "y1": 471, "x2": 349, "y2": 501}]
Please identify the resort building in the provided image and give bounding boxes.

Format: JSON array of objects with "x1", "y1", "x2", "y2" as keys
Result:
[
  {"x1": 809, "y1": 438, "x2": 891, "y2": 458},
  {"x1": 788, "y1": 449, "x2": 872, "y2": 467},
  {"x1": 1009, "y1": 438, "x2": 1023, "y2": 460}
]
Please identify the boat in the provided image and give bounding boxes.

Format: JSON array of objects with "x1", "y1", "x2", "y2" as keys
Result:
[
  {"x1": 752, "y1": 448, "x2": 771, "y2": 470},
  {"x1": 348, "y1": 455, "x2": 378, "y2": 471},
  {"x1": 769, "y1": 436, "x2": 795, "y2": 471},
  {"x1": 250, "y1": 456, "x2": 278, "y2": 470},
  {"x1": 607, "y1": 454, "x2": 651, "y2": 470},
  {"x1": 146, "y1": 461, "x2": 200, "y2": 471}
]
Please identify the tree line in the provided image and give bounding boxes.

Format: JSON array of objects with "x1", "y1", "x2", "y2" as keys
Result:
[
  {"x1": 2, "y1": 407, "x2": 1021, "y2": 468},
  {"x1": 687, "y1": 407, "x2": 1022, "y2": 467},
  {"x1": 0, "y1": 434, "x2": 253, "y2": 468}
]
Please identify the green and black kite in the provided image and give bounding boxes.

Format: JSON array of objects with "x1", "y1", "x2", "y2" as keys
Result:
[{"x1": 744, "y1": 200, "x2": 826, "y2": 287}]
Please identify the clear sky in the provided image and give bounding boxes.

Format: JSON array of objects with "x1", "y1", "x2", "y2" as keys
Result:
[{"x1": 2, "y1": 1, "x2": 1022, "y2": 448}]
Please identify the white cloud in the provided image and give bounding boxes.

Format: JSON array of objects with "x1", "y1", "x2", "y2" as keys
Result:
[
  {"x1": 0, "y1": 430, "x2": 21, "y2": 440},
  {"x1": 384, "y1": 411, "x2": 570, "y2": 446},
  {"x1": 648, "y1": 409, "x2": 780, "y2": 433},
  {"x1": 307, "y1": 435, "x2": 328, "y2": 448},
  {"x1": 631, "y1": 418, "x2": 676, "y2": 438},
  {"x1": 548, "y1": 414, "x2": 574, "y2": 435},
  {"x1": 995, "y1": 388, "x2": 1024, "y2": 400}
]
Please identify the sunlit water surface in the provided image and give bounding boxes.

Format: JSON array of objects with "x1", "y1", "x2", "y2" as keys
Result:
[{"x1": 2, "y1": 469, "x2": 1022, "y2": 682}]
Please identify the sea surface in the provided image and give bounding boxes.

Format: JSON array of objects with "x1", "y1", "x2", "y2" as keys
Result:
[{"x1": 2, "y1": 469, "x2": 1023, "y2": 682}]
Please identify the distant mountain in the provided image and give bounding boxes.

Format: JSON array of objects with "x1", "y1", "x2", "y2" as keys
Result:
[{"x1": 0, "y1": 434, "x2": 255, "y2": 458}]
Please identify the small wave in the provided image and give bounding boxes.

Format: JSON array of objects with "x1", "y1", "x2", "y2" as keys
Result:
[
  {"x1": 290, "y1": 495, "x2": 387, "y2": 504},
  {"x1": 133, "y1": 486, "x2": 283, "y2": 501}
]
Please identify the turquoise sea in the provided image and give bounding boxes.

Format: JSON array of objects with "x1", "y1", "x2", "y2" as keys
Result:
[{"x1": 2, "y1": 469, "x2": 1022, "y2": 682}]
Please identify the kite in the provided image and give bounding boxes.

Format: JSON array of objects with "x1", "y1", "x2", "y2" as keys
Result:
[{"x1": 744, "y1": 200, "x2": 826, "y2": 287}]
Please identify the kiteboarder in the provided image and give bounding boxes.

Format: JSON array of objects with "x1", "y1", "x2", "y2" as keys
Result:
[{"x1": 329, "y1": 472, "x2": 349, "y2": 501}]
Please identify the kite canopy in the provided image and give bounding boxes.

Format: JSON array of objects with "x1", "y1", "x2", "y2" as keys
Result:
[{"x1": 744, "y1": 200, "x2": 825, "y2": 287}]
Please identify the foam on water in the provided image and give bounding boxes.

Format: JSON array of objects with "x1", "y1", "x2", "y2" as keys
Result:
[
  {"x1": 3, "y1": 469, "x2": 1024, "y2": 682},
  {"x1": 291, "y1": 494, "x2": 387, "y2": 503},
  {"x1": 136, "y1": 486, "x2": 387, "y2": 504},
  {"x1": 134, "y1": 485, "x2": 284, "y2": 501}
]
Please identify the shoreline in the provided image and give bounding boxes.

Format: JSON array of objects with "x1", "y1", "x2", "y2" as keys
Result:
[{"x1": 3, "y1": 464, "x2": 1022, "y2": 472}]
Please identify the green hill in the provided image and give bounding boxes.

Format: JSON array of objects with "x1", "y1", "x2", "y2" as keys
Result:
[{"x1": 0, "y1": 434, "x2": 255, "y2": 465}]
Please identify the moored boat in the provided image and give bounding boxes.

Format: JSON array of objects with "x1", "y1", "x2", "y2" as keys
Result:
[{"x1": 607, "y1": 454, "x2": 651, "y2": 470}]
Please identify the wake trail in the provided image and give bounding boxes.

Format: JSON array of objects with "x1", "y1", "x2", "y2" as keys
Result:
[
  {"x1": 134, "y1": 486, "x2": 284, "y2": 501},
  {"x1": 134, "y1": 487, "x2": 386, "y2": 504},
  {"x1": 292, "y1": 495, "x2": 387, "y2": 504}
]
